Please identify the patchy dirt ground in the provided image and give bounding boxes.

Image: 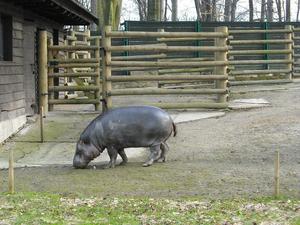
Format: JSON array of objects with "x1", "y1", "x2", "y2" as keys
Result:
[{"x1": 0, "y1": 83, "x2": 299, "y2": 199}]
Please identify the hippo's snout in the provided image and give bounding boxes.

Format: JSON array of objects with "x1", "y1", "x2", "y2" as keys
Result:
[{"x1": 73, "y1": 155, "x2": 88, "y2": 169}]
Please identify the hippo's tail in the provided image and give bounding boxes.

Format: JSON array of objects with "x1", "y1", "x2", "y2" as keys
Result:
[{"x1": 172, "y1": 122, "x2": 177, "y2": 137}]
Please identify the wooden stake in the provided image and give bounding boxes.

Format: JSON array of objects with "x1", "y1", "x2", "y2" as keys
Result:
[
  {"x1": 40, "y1": 106, "x2": 44, "y2": 143},
  {"x1": 274, "y1": 151, "x2": 280, "y2": 197},
  {"x1": 8, "y1": 149, "x2": 14, "y2": 194}
]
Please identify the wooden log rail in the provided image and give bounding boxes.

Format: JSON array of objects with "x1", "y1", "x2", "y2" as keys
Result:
[
  {"x1": 100, "y1": 25, "x2": 229, "y2": 110},
  {"x1": 107, "y1": 75, "x2": 228, "y2": 82},
  {"x1": 46, "y1": 29, "x2": 101, "y2": 110},
  {"x1": 229, "y1": 29, "x2": 292, "y2": 34}
]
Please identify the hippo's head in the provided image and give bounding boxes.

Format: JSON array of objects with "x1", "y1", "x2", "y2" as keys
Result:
[{"x1": 73, "y1": 139, "x2": 101, "y2": 169}]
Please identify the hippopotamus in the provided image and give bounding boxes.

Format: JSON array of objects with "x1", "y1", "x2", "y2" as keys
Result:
[{"x1": 73, "y1": 106, "x2": 176, "y2": 169}]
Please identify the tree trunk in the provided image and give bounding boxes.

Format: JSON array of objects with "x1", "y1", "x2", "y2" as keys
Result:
[
  {"x1": 224, "y1": 0, "x2": 231, "y2": 21},
  {"x1": 97, "y1": 0, "x2": 122, "y2": 32},
  {"x1": 164, "y1": 0, "x2": 168, "y2": 21},
  {"x1": 212, "y1": 0, "x2": 216, "y2": 21},
  {"x1": 275, "y1": 0, "x2": 282, "y2": 22},
  {"x1": 171, "y1": 0, "x2": 178, "y2": 21},
  {"x1": 249, "y1": 0, "x2": 254, "y2": 22},
  {"x1": 297, "y1": 0, "x2": 300, "y2": 21},
  {"x1": 136, "y1": 0, "x2": 147, "y2": 21},
  {"x1": 194, "y1": 0, "x2": 202, "y2": 20},
  {"x1": 261, "y1": 0, "x2": 266, "y2": 21},
  {"x1": 231, "y1": 0, "x2": 239, "y2": 22},
  {"x1": 267, "y1": 0, "x2": 273, "y2": 22},
  {"x1": 90, "y1": 0, "x2": 97, "y2": 31},
  {"x1": 205, "y1": 0, "x2": 212, "y2": 21},
  {"x1": 286, "y1": 0, "x2": 291, "y2": 21},
  {"x1": 147, "y1": 0, "x2": 162, "y2": 21}
]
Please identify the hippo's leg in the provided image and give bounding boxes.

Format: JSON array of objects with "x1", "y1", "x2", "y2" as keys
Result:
[
  {"x1": 143, "y1": 145, "x2": 160, "y2": 167},
  {"x1": 106, "y1": 146, "x2": 118, "y2": 168},
  {"x1": 118, "y1": 148, "x2": 128, "y2": 166},
  {"x1": 155, "y1": 142, "x2": 169, "y2": 163}
]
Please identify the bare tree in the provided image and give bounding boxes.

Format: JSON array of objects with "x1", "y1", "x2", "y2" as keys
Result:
[
  {"x1": 261, "y1": 0, "x2": 266, "y2": 21},
  {"x1": 171, "y1": 0, "x2": 178, "y2": 21},
  {"x1": 194, "y1": 0, "x2": 202, "y2": 20},
  {"x1": 286, "y1": 0, "x2": 291, "y2": 21},
  {"x1": 275, "y1": 0, "x2": 282, "y2": 22},
  {"x1": 224, "y1": 0, "x2": 231, "y2": 21},
  {"x1": 231, "y1": 0, "x2": 239, "y2": 21},
  {"x1": 267, "y1": 0, "x2": 273, "y2": 21},
  {"x1": 249, "y1": 0, "x2": 254, "y2": 22},
  {"x1": 297, "y1": 0, "x2": 300, "y2": 21},
  {"x1": 212, "y1": 0, "x2": 216, "y2": 21},
  {"x1": 135, "y1": 0, "x2": 147, "y2": 21}
]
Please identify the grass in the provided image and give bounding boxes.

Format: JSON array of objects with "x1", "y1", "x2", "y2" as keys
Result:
[{"x1": 0, "y1": 192, "x2": 299, "y2": 225}]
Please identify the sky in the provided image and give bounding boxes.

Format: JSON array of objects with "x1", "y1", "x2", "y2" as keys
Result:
[{"x1": 121, "y1": 0, "x2": 299, "y2": 23}]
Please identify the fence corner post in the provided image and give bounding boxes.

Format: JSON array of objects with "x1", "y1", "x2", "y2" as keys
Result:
[
  {"x1": 38, "y1": 30, "x2": 48, "y2": 113},
  {"x1": 285, "y1": 25, "x2": 293, "y2": 80},
  {"x1": 214, "y1": 26, "x2": 229, "y2": 103},
  {"x1": 95, "y1": 37, "x2": 101, "y2": 111},
  {"x1": 101, "y1": 25, "x2": 112, "y2": 111}
]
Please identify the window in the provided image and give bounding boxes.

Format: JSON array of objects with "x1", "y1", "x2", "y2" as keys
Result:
[{"x1": 0, "y1": 14, "x2": 13, "y2": 61}]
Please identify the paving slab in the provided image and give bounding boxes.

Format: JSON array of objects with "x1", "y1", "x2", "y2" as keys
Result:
[{"x1": 229, "y1": 98, "x2": 271, "y2": 110}]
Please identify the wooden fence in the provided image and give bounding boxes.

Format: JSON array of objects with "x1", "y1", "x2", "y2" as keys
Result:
[
  {"x1": 101, "y1": 25, "x2": 229, "y2": 110},
  {"x1": 46, "y1": 30, "x2": 101, "y2": 111}
]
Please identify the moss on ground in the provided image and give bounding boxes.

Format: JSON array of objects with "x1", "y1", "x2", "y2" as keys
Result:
[{"x1": 0, "y1": 192, "x2": 299, "y2": 225}]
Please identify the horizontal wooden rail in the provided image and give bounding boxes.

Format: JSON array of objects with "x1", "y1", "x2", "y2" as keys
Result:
[
  {"x1": 158, "y1": 67, "x2": 213, "y2": 74},
  {"x1": 108, "y1": 75, "x2": 228, "y2": 82},
  {"x1": 108, "y1": 88, "x2": 228, "y2": 96},
  {"x1": 88, "y1": 36, "x2": 102, "y2": 40},
  {"x1": 106, "y1": 31, "x2": 227, "y2": 38},
  {"x1": 74, "y1": 31, "x2": 89, "y2": 36},
  {"x1": 107, "y1": 45, "x2": 229, "y2": 52},
  {"x1": 229, "y1": 79, "x2": 293, "y2": 86},
  {"x1": 230, "y1": 69, "x2": 291, "y2": 75},
  {"x1": 294, "y1": 45, "x2": 300, "y2": 49},
  {"x1": 112, "y1": 53, "x2": 167, "y2": 61},
  {"x1": 66, "y1": 36, "x2": 77, "y2": 41},
  {"x1": 229, "y1": 49, "x2": 293, "y2": 55},
  {"x1": 49, "y1": 86, "x2": 100, "y2": 92},
  {"x1": 109, "y1": 61, "x2": 228, "y2": 68},
  {"x1": 293, "y1": 28, "x2": 300, "y2": 31},
  {"x1": 48, "y1": 45, "x2": 98, "y2": 51},
  {"x1": 157, "y1": 37, "x2": 211, "y2": 42},
  {"x1": 160, "y1": 57, "x2": 214, "y2": 62},
  {"x1": 229, "y1": 59, "x2": 293, "y2": 65},
  {"x1": 48, "y1": 72, "x2": 98, "y2": 78},
  {"x1": 230, "y1": 39, "x2": 293, "y2": 44},
  {"x1": 49, "y1": 99, "x2": 100, "y2": 104},
  {"x1": 75, "y1": 41, "x2": 89, "y2": 45},
  {"x1": 49, "y1": 63, "x2": 99, "y2": 68},
  {"x1": 229, "y1": 29, "x2": 292, "y2": 34},
  {"x1": 49, "y1": 58, "x2": 99, "y2": 64}
]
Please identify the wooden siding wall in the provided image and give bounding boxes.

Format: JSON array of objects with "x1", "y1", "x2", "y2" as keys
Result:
[{"x1": 0, "y1": 1, "x2": 64, "y2": 142}]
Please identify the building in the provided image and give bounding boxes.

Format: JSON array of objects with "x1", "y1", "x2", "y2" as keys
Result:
[{"x1": 0, "y1": 0, "x2": 98, "y2": 143}]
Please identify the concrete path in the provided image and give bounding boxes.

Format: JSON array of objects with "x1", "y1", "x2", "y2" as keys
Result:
[{"x1": 0, "y1": 98, "x2": 271, "y2": 169}]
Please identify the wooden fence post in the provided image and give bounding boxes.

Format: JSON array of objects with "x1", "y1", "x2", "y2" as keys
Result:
[
  {"x1": 101, "y1": 26, "x2": 112, "y2": 110},
  {"x1": 48, "y1": 38, "x2": 54, "y2": 111},
  {"x1": 38, "y1": 30, "x2": 48, "y2": 113},
  {"x1": 274, "y1": 151, "x2": 280, "y2": 197},
  {"x1": 285, "y1": 25, "x2": 293, "y2": 80},
  {"x1": 214, "y1": 26, "x2": 228, "y2": 103},
  {"x1": 95, "y1": 37, "x2": 101, "y2": 111},
  {"x1": 8, "y1": 149, "x2": 14, "y2": 194},
  {"x1": 40, "y1": 106, "x2": 44, "y2": 143}
]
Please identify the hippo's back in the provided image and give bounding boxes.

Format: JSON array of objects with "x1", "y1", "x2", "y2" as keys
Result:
[{"x1": 99, "y1": 106, "x2": 173, "y2": 147}]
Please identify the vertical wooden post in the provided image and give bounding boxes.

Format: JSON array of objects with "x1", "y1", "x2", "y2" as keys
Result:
[
  {"x1": 38, "y1": 30, "x2": 48, "y2": 113},
  {"x1": 48, "y1": 38, "x2": 54, "y2": 111},
  {"x1": 157, "y1": 28, "x2": 164, "y2": 88},
  {"x1": 274, "y1": 151, "x2": 280, "y2": 197},
  {"x1": 40, "y1": 106, "x2": 44, "y2": 143},
  {"x1": 214, "y1": 26, "x2": 228, "y2": 103},
  {"x1": 285, "y1": 25, "x2": 293, "y2": 80},
  {"x1": 101, "y1": 26, "x2": 112, "y2": 110},
  {"x1": 95, "y1": 37, "x2": 101, "y2": 111},
  {"x1": 85, "y1": 29, "x2": 91, "y2": 59},
  {"x1": 8, "y1": 149, "x2": 14, "y2": 194}
]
